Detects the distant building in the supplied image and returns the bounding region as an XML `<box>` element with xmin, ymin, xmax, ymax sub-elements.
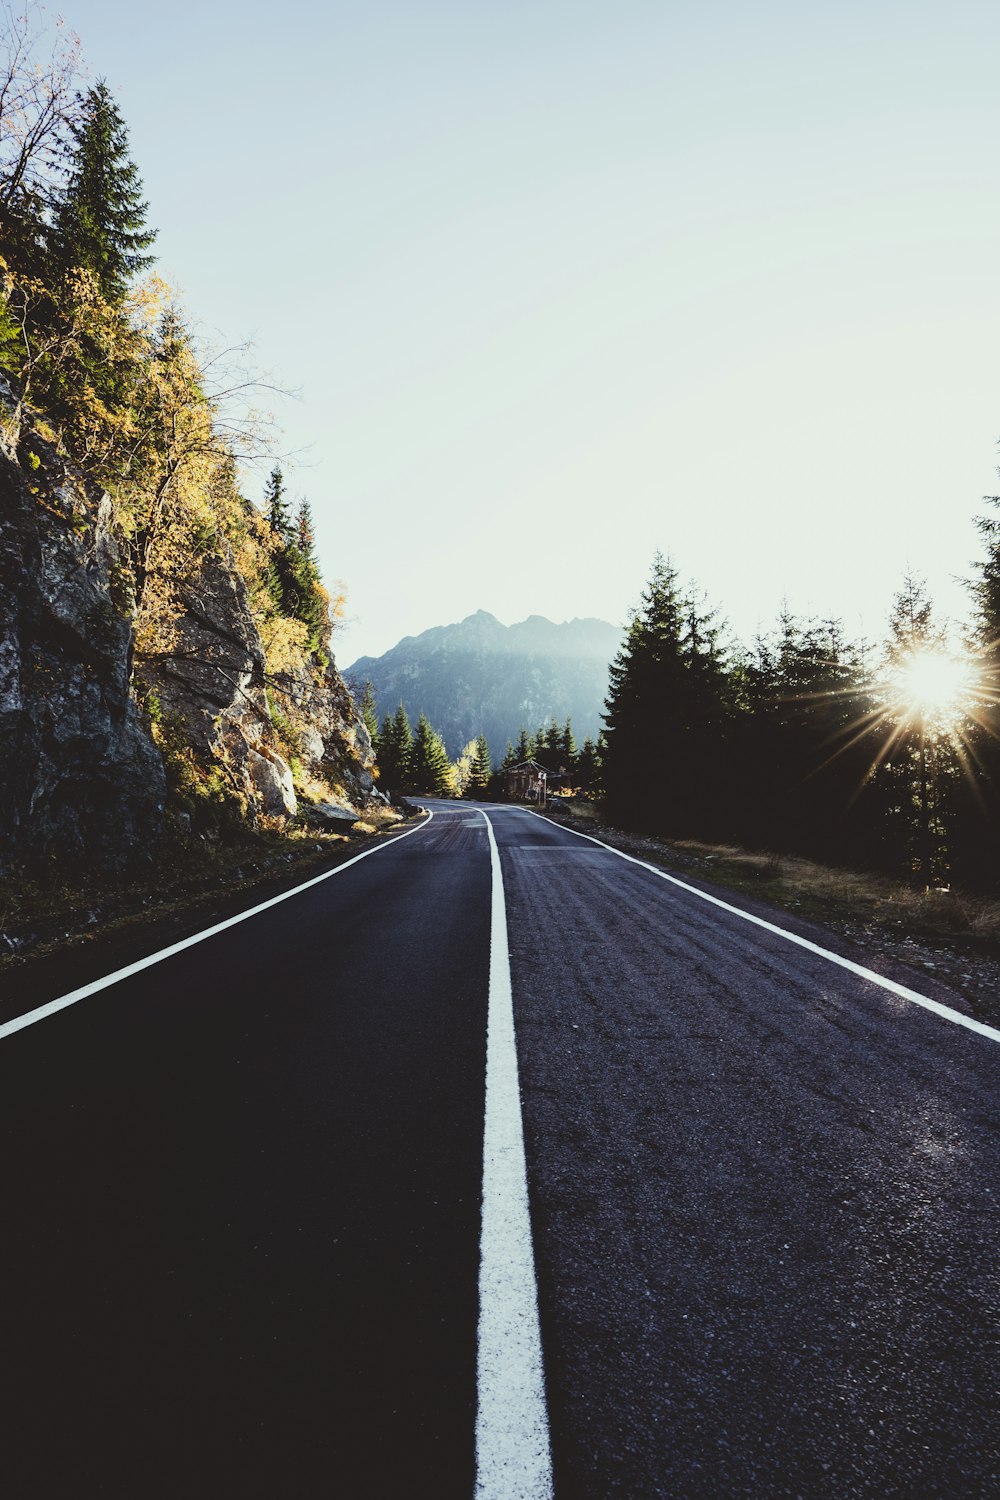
<box><xmin>503</xmin><ymin>759</ymin><xmax>552</xmax><ymax>803</ymax></box>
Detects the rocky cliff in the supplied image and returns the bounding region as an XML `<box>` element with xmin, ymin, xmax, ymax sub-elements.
<box><xmin>0</xmin><ymin>379</ymin><xmax>166</xmax><ymax>872</ymax></box>
<box><xmin>0</xmin><ymin>377</ymin><xmax>376</xmax><ymax>871</ymax></box>
<box><xmin>347</xmin><ymin>610</ymin><xmax>622</xmax><ymax>758</ymax></box>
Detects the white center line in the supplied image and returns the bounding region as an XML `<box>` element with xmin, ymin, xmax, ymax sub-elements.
<box><xmin>475</xmin><ymin>810</ymin><xmax>554</xmax><ymax>1500</ymax></box>
<box><xmin>0</xmin><ymin>809</ymin><xmax>436</xmax><ymax>1042</ymax></box>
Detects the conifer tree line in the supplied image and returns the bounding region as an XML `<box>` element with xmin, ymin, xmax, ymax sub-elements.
<box><xmin>0</xmin><ymin>14</ymin><xmax>343</xmax><ymax>806</ymax></box>
<box><xmin>356</xmin><ymin>681</ymin><xmax>604</xmax><ymax>800</ymax></box>
<box><xmin>600</xmin><ymin>548</ymin><xmax>1000</xmax><ymax>890</ymax></box>
<box><xmin>357</xmin><ymin>685</ymin><xmax>494</xmax><ymax>798</ymax></box>
<box><xmin>495</xmin><ymin>718</ymin><xmax>601</xmax><ymax>791</ymax></box>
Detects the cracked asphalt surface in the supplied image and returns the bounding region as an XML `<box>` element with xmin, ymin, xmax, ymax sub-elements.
<box><xmin>1</xmin><ymin>801</ymin><xmax>998</xmax><ymax>1497</ymax></box>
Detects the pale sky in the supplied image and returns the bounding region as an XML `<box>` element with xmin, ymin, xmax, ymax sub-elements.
<box><xmin>47</xmin><ymin>0</ymin><xmax>1000</xmax><ymax>662</ymax></box>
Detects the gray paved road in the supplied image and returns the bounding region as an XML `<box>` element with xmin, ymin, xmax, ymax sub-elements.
<box><xmin>489</xmin><ymin>802</ymin><xmax>1000</xmax><ymax>1498</ymax></box>
<box><xmin>1</xmin><ymin>799</ymin><xmax>998</xmax><ymax>1497</ymax></box>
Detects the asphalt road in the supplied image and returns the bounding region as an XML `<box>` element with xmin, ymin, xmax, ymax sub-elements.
<box><xmin>2</xmin><ymin>801</ymin><xmax>999</xmax><ymax>1498</ymax></box>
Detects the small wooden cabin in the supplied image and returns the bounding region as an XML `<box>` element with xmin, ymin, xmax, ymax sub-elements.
<box><xmin>503</xmin><ymin>758</ymin><xmax>549</xmax><ymax>803</ymax></box>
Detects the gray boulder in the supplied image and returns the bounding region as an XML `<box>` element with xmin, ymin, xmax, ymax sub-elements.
<box><xmin>248</xmin><ymin>748</ymin><xmax>297</xmax><ymax>817</ymax></box>
<box><xmin>304</xmin><ymin>801</ymin><xmax>359</xmax><ymax>827</ymax></box>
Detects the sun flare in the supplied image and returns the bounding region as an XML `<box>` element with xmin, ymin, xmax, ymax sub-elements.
<box><xmin>887</xmin><ymin>647</ymin><xmax>979</xmax><ymax>725</ymax></box>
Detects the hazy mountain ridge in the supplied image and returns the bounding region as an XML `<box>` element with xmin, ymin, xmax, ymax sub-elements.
<box><xmin>347</xmin><ymin>610</ymin><xmax>622</xmax><ymax>759</ymax></box>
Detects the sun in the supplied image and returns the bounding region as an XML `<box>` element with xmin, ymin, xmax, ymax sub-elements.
<box><xmin>888</xmin><ymin>647</ymin><xmax>979</xmax><ymax>725</ymax></box>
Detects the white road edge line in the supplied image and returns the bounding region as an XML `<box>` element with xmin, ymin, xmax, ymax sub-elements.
<box><xmin>0</xmin><ymin>809</ymin><xmax>437</xmax><ymax>1043</ymax></box>
<box><xmin>519</xmin><ymin>807</ymin><xmax>1000</xmax><ymax>1047</ymax></box>
<box><xmin>475</xmin><ymin>810</ymin><xmax>554</xmax><ymax>1500</ymax></box>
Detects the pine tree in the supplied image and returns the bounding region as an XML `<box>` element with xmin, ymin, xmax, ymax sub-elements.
<box><xmin>513</xmin><ymin>726</ymin><xmax>533</xmax><ymax>763</ymax></box>
<box><xmin>602</xmin><ymin>552</ymin><xmax>688</xmax><ymax>827</ymax></box>
<box><xmin>736</xmin><ymin>607</ymin><xmax>874</xmax><ymax>862</ymax></box>
<box><xmin>603</xmin><ymin>552</ymin><xmax>736</xmax><ymax>835</ymax></box>
<box><xmin>264</xmin><ymin>466</ymin><xmax>292</xmax><ymax>542</ymax></box>
<box><xmin>575</xmin><ymin>736</ymin><xmax>601</xmax><ymax>791</ymax></box>
<box><xmin>296</xmin><ymin>498</ymin><xmax>316</xmax><ymax>559</ymax></box>
<box><xmin>52</xmin><ymin>80</ymin><xmax>156</xmax><ymax>304</ymax></box>
<box><xmin>876</xmin><ymin>572</ymin><xmax>955</xmax><ymax>882</ymax></box>
<box><xmin>358</xmin><ymin>680</ymin><xmax>380</xmax><ymax>748</ymax></box>
<box><xmin>409</xmin><ymin>713</ymin><xmax>453</xmax><ymax>795</ymax></box>
<box><xmin>377</xmin><ymin>703</ymin><xmax>412</xmax><ymax>790</ymax></box>
<box><xmin>560</xmin><ymin>718</ymin><xmax>577</xmax><ymax>776</ymax></box>
<box><xmin>956</xmin><ymin>495</ymin><xmax>1000</xmax><ymax>884</ymax></box>
<box><xmin>262</xmin><ymin>470</ymin><xmax>329</xmax><ymax>655</ymax></box>
<box><xmin>544</xmin><ymin>720</ymin><xmax>562</xmax><ymax>771</ymax></box>
<box><xmin>465</xmin><ymin>733</ymin><xmax>492</xmax><ymax>797</ymax></box>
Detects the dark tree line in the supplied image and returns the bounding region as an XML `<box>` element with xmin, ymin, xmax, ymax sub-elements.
<box><xmin>601</xmin><ymin>542</ymin><xmax>1000</xmax><ymax>890</ymax></box>
<box><xmin>497</xmin><ymin>719</ymin><xmax>602</xmax><ymax>791</ymax></box>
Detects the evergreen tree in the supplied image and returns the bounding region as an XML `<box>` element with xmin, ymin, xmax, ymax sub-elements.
<box><xmin>513</xmin><ymin>726</ymin><xmax>533</xmax><ymax>763</ymax></box>
<box><xmin>575</xmin><ymin>736</ymin><xmax>601</xmax><ymax>791</ymax></box>
<box><xmin>296</xmin><ymin>498</ymin><xmax>316</xmax><ymax>559</ymax></box>
<box><xmin>377</xmin><ymin>703</ymin><xmax>412</xmax><ymax>790</ymax></box>
<box><xmin>955</xmin><ymin>494</ymin><xmax>1000</xmax><ymax>883</ymax></box>
<box><xmin>875</xmin><ymin>573</ymin><xmax>955</xmax><ymax>881</ymax></box>
<box><xmin>264</xmin><ymin>466</ymin><xmax>292</xmax><ymax>542</ymax></box>
<box><xmin>465</xmin><ymin>733</ymin><xmax>492</xmax><ymax>797</ymax></box>
<box><xmin>736</xmin><ymin>607</ymin><xmax>875</xmax><ymax>862</ymax></box>
<box><xmin>409</xmin><ymin>713</ymin><xmax>453</xmax><ymax>795</ymax></box>
<box><xmin>263</xmin><ymin>470</ymin><xmax>328</xmax><ymax>655</ymax></box>
<box><xmin>560</xmin><ymin>717</ymin><xmax>577</xmax><ymax>777</ymax></box>
<box><xmin>358</xmin><ymin>680</ymin><xmax>380</xmax><ymax>748</ymax></box>
<box><xmin>52</xmin><ymin>80</ymin><xmax>156</xmax><ymax>304</ymax></box>
<box><xmin>602</xmin><ymin>552</ymin><xmax>736</xmax><ymax>835</ymax></box>
<box><xmin>544</xmin><ymin>719</ymin><xmax>562</xmax><ymax>770</ymax></box>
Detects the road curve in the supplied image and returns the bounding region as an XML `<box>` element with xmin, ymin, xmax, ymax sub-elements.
<box><xmin>0</xmin><ymin>799</ymin><xmax>998</xmax><ymax>1498</ymax></box>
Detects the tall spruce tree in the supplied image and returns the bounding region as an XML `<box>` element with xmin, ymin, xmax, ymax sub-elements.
<box><xmin>263</xmin><ymin>470</ymin><xmax>327</xmax><ymax>655</ymax></box>
<box><xmin>264</xmin><ymin>466</ymin><xmax>292</xmax><ymax>541</ymax></box>
<box><xmin>466</xmin><ymin>733</ymin><xmax>492</xmax><ymax>797</ymax></box>
<box><xmin>409</xmin><ymin>713</ymin><xmax>453</xmax><ymax>795</ymax></box>
<box><xmin>876</xmin><ymin>573</ymin><xmax>955</xmax><ymax>881</ymax></box>
<box><xmin>52</xmin><ymin>80</ymin><xmax>156</xmax><ymax>303</ymax></box>
<box><xmin>575</xmin><ymin>736</ymin><xmax>601</xmax><ymax>791</ymax></box>
<box><xmin>377</xmin><ymin>703</ymin><xmax>412</xmax><ymax>790</ymax></box>
<box><xmin>603</xmin><ymin>552</ymin><xmax>735</xmax><ymax>834</ymax></box>
<box><xmin>954</xmin><ymin>494</ymin><xmax>1000</xmax><ymax>883</ymax></box>
<box><xmin>358</xmin><ymin>681</ymin><xmax>380</xmax><ymax>748</ymax></box>
<box><xmin>736</xmin><ymin>608</ymin><xmax>875</xmax><ymax>862</ymax></box>
<box><xmin>296</xmin><ymin>498</ymin><xmax>316</xmax><ymax>559</ymax></box>
<box><xmin>560</xmin><ymin>718</ymin><xmax>577</xmax><ymax>776</ymax></box>
<box><xmin>513</xmin><ymin>727</ymin><xmax>533</xmax><ymax>763</ymax></box>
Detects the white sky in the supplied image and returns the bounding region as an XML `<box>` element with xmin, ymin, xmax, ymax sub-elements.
<box><xmin>50</xmin><ymin>0</ymin><xmax>1000</xmax><ymax>662</ymax></box>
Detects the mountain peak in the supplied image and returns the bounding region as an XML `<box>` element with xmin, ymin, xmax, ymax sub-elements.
<box><xmin>346</xmin><ymin>611</ymin><xmax>622</xmax><ymax>757</ymax></box>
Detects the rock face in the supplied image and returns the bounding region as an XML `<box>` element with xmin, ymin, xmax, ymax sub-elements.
<box><xmin>347</xmin><ymin>609</ymin><xmax>623</xmax><ymax>758</ymax></box>
<box><xmin>0</xmin><ymin>382</ymin><xmax>166</xmax><ymax>872</ymax></box>
<box><xmin>272</xmin><ymin>652</ymin><xmax>376</xmax><ymax>807</ymax></box>
<box><xmin>138</xmin><ymin>543</ymin><xmax>376</xmax><ymax>825</ymax></box>
<box><xmin>0</xmin><ymin>376</ymin><xmax>377</xmax><ymax>871</ymax></box>
<box><xmin>136</xmin><ymin>540</ymin><xmax>287</xmax><ymax>818</ymax></box>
